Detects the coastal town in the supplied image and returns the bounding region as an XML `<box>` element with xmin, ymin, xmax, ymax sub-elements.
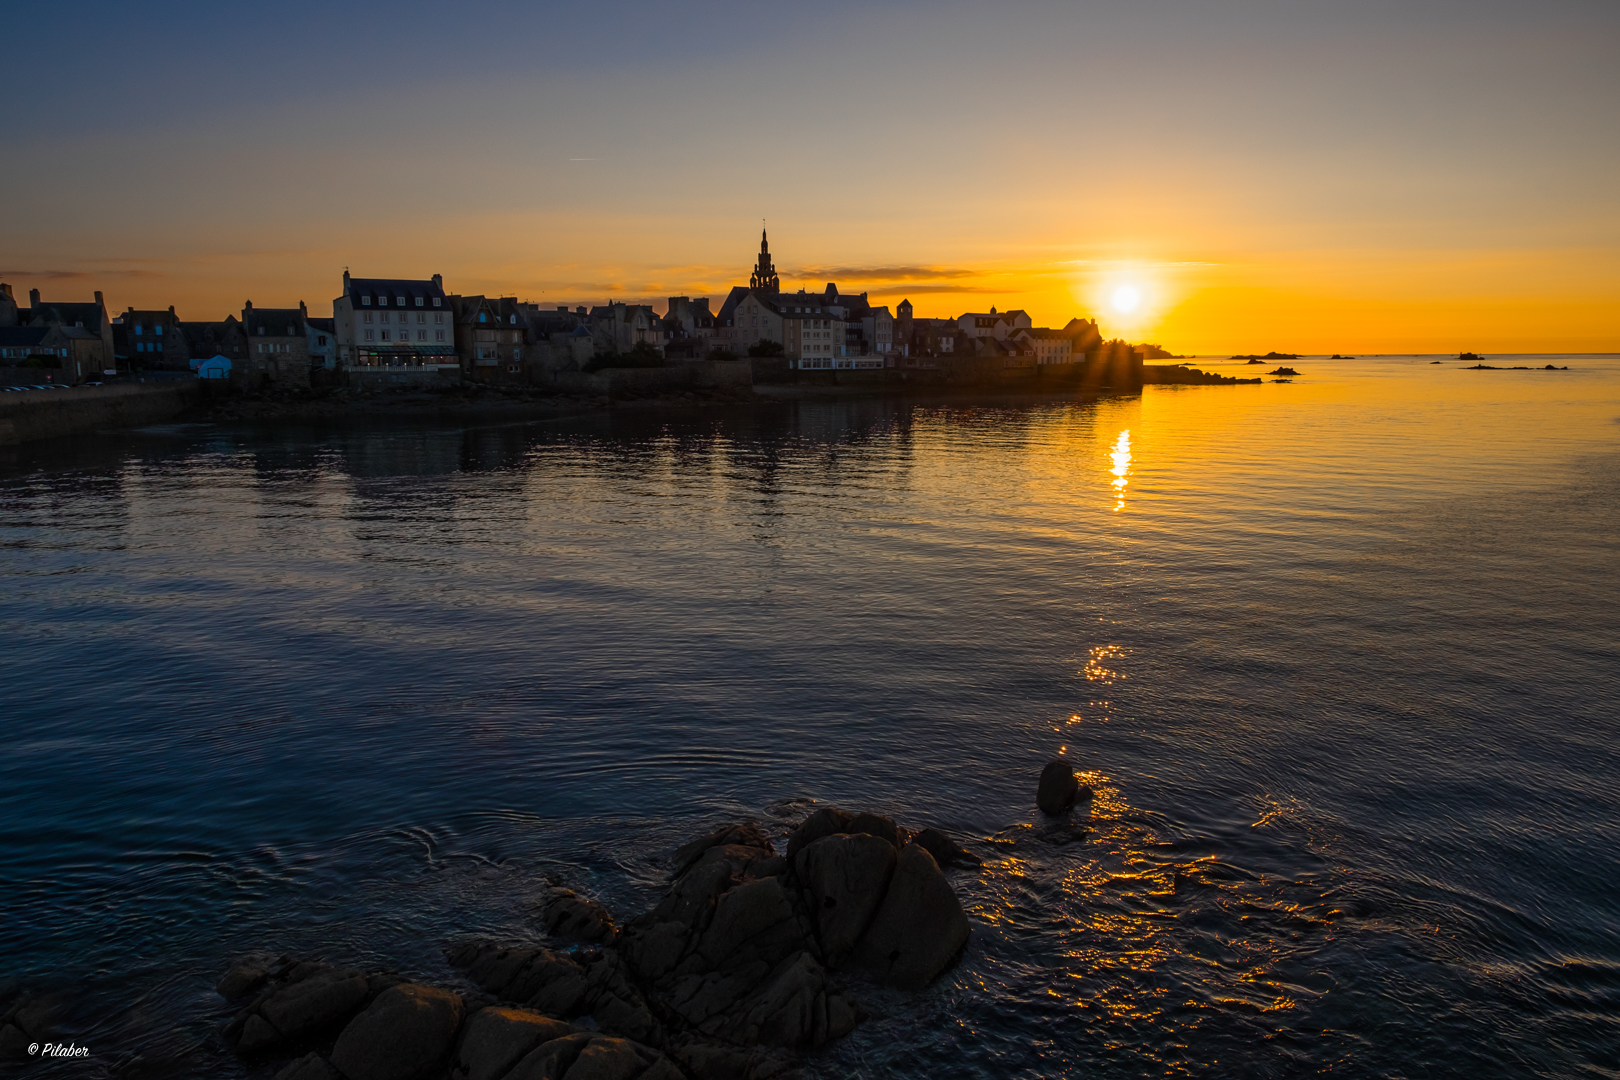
<box><xmin>0</xmin><ymin>232</ymin><xmax>1162</xmax><ymax>396</ymax></box>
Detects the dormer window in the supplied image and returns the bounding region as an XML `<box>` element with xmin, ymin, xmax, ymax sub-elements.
<box><xmin>362</xmin><ymin>296</ymin><xmax>371</xmax><ymax>306</ymax></box>
<box><xmin>134</xmin><ymin>325</ymin><xmax>143</xmax><ymax>335</ymax></box>
<box><xmin>155</xmin><ymin>325</ymin><xmax>163</xmax><ymax>335</ymax></box>
<box><xmin>432</xmin><ymin>297</ymin><xmax>441</xmax><ymax>307</ymax></box>
<box><xmin>396</xmin><ymin>296</ymin><xmax>405</xmax><ymax>306</ymax></box>
<box><xmin>416</xmin><ymin>297</ymin><xmax>424</xmax><ymax>307</ymax></box>
<box><xmin>509</xmin><ymin>315</ymin><xmax>516</xmax><ymax>325</ymax></box>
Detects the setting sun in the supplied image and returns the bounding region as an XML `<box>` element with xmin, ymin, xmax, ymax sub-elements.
<box><xmin>1110</xmin><ymin>286</ymin><xmax>1142</xmax><ymax>315</ymax></box>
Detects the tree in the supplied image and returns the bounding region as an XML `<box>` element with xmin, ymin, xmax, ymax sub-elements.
<box><xmin>746</xmin><ymin>340</ymin><xmax>784</xmax><ymax>358</ymax></box>
<box><xmin>584</xmin><ymin>340</ymin><xmax>665</xmax><ymax>372</ymax></box>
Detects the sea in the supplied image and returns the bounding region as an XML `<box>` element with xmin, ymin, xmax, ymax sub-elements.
<box><xmin>2</xmin><ymin>355</ymin><xmax>1616</xmax><ymax>1079</ymax></box>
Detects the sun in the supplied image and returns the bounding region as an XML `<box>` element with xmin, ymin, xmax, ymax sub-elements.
<box><xmin>1111</xmin><ymin>285</ymin><xmax>1141</xmax><ymax>314</ymax></box>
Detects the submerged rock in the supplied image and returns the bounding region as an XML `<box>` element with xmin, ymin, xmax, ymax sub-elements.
<box><xmin>911</xmin><ymin>828</ymin><xmax>980</xmax><ymax>869</ymax></box>
<box><xmin>275</xmin><ymin>1052</ymin><xmax>341</xmax><ymax>1080</ymax></box>
<box><xmin>543</xmin><ymin>890</ymin><xmax>618</xmax><ymax>944</ymax></box>
<box><xmin>1037</xmin><ymin>759</ymin><xmax>1082</xmax><ymax>815</ymax></box>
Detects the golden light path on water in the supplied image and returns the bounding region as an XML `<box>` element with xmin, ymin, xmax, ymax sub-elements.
<box><xmin>1110</xmin><ymin>429</ymin><xmax>1132</xmax><ymax>511</ymax></box>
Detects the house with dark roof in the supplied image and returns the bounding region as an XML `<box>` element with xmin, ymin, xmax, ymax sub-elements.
<box><xmin>240</xmin><ymin>301</ymin><xmax>311</xmax><ymax>390</ymax></box>
<box><xmin>306</xmin><ymin>318</ymin><xmax>336</xmax><ymax>370</ymax></box>
<box><xmin>179</xmin><ymin>317</ymin><xmax>248</xmax><ymax>364</ymax></box>
<box><xmin>0</xmin><ymin>283</ymin><xmax>20</xmax><ymax>327</ymax></box>
<box><xmin>118</xmin><ymin>305</ymin><xmax>187</xmax><ymax>370</ymax></box>
<box><xmin>0</xmin><ymin>325</ymin><xmax>75</xmax><ymax>370</ymax></box>
<box><xmin>333</xmin><ymin>271</ymin><xmax>459</xmax><ymax>385</ymax></box>
<box><xmin>25</xmin><ymin>288</ymin><xmax>114</xmax><ymax>382</ymax></box>
<box><xmin>450</xmin><ymin>294</ymin><xmax>529</xmax><ymax>383</ymax></box>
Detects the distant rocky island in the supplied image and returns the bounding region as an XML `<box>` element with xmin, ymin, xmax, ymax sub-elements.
<box><xmin>1232</xmin><ymin>352</ymin><xmax>1299</xmax><ymax>361</ymax></box>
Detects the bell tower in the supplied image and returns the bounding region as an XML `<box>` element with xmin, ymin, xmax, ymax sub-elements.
<box><xmin>749</xmin><ymin>227</ymin><xmax>780</xmax><ymax>294</ymax></box>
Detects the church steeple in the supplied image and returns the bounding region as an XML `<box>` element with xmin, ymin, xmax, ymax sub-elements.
<box><xmin>750</xmin><ymin>226</ymin><xmax>780</xmax><ymax>294</ymax></box>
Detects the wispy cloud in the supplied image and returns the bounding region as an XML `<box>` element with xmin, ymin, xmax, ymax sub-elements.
<box><xmin>793</xmin><ymin>266</ymin><xmax>978</xmax><ymax>282</ymax></box>
<box><xmin>864</xmin><ymin>283</ymin><xmax>1002</xmax><ymax>295</ymax></box>
<box><xmin>0</xmin><ymin>268</ymin><xmax>160</xmax><ymax>280</ymax></box>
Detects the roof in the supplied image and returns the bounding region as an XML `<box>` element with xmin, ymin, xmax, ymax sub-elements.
<box><xmin>0</xmin><ymin>326</ymin><xmax>49</xmax><ymax>347</ymax></box>
<box><xmin>307</xmin><ymin>317</ymin><xmax>335</xmax><ymax>332</ymax></box>
<box><xmin>345</xmin><ymin>276</ymin><xmax>448</xmax><ymax>308</ymax></box>
<box><xmin>32</xmin><ymin>302</ymin><xmax>106</xmax><ymax>331</ymax></box>
<box><xmin>715</xmin><ymin>286</ymin><xmax>751</xmax><ymax>325</ymax></box>
<box><xmin>243</xmin><ymin>308</ymin><xmax>306</xmax><ymax>337</ymax></box>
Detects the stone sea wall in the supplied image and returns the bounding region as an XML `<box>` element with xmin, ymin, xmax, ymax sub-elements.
<box><xmin>0</xmin><ymin>379</ymin><xmax>202</xmax><ymax>447</ymax></box>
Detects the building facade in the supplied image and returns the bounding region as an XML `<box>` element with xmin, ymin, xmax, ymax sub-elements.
<box><xmin>333</xmin><ymin>272</ymin><xmax>458</xmax><ymax>379</ymax></box>
<box><xmin>240</xmin><ymin>301</ymin><xmax>312</xmax><ymax>390</ymax></box>
<box><xmin>120</xmin><ymin>306</ymin><xmax>188</xmax><ymax>370</ymax></box>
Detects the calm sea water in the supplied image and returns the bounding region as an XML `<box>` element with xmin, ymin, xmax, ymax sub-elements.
<box><xmin>3</xmin><ymin>356</ymin><xmax>1617</xmax><ymax>1078</ymax></box>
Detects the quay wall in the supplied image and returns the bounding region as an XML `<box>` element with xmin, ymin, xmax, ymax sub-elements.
<box><xmin>0</xmin><ymin>380</ymin><xmax>202</xmax><ymax>446</ymax></box>
<box><xmin>551</xmin><ymin>359</ymin><xmax>752</xmax><ymax>398</ymax></box>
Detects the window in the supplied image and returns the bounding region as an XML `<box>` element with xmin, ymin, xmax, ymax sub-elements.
<box><xmin>509</xmin><ymin>314</ymin><xmax>516</xmax><ymax>325</ymax></box>
<box><xmin>479</xmin><ymin>313</ymin><xmax>487</xmax><ymax>323</ymax></box>
<box><xmin>155</xmin><ymin>325</ymin><xmax>163</xmax><ymax>335</ymax></box>
<box><xmin>380</xmin><ymin>330</ymin><xmax>390</xmax><ymax>341</ymax></box>
<box><xmin>317</xmin><ymin>336</ymin><xmax>327</xmax><ymax>345</ymax></box>
<box><xmin>364</xmin><ymin>329</ymin><xmax>374</xmax><ymax>341</ymax></box>
<box><xmin>362</xmin><ymin>295</ymin><xmax>371</xmax><ymax>305</ymax></box>
<box><xmin>417</xmin><ymin>313</ymin><xmax>425</xmax><ymax>324</ymax></box>
<box><xmin>364</xmin><ymin>312</ymin><xmax>373</xmax><ymax>324</ymax></box>
<box><xmin>396</xmin><ymin>296</ymin><xmax>404</xmax><ymax>306</ymax></box>
<box><xmin>381</xmin><ymin>313</ymin><xmax>390</xmax><ymax>324</ymax></box>
<box><xmin>134</xmin><ymin>325</ymin><xmax>143</xmax><ymax>335</ymax></box>
<box><xmin>433</xmin><ymin>314</ymin><xmax>443</xmax><ymax>324</ymax></box>
<box><xmin>435</xmin><ymin>330</ymin><xmax>444</xmax><ymax>342</ymax></box>
<box><xmin>433</xmin><ymin>297</ymin><xmax>441</xmax><ymax>307</ymax></box>
<box><xmin>257</xmin><ymin>327</ymin><xmax>266</xmax><ymax>335</ymax></box>
<box><xmin>417</xmin><ymin>330</ymin><xmax>426</xmax><ymax>341</ymax></box>
<box><xmin>287</xmin><ymin>325</ymin><xmax>295</xmax><ymax>335</ymax></box>
<box><xmin>416</xmin><ymin>297</ymin><xmax>424</xmax><ymax>307</ymax></box>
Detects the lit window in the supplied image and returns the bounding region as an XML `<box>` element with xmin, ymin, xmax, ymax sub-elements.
<box><xmin>479</xmin><ymin>313</ymin><xmax>486</xmax><ymax>323</ymax></box>
<box><xmin>135</xmin><ymin>325</ymin><xmax>143</xmax><ymax>334</ymax></box>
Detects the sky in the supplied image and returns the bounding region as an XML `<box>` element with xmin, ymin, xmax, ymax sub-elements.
<box><xmin>2</xmin><ymin>0</ymin><xmax>1617</xmax><ymax>353</ymax></box>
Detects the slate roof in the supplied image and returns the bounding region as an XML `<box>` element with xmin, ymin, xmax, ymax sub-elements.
<box><xmin>346</xmin><ymin>277</ymin><xmax>447</xmax><ymax>308</ymax></box>
<box><xmin>0</xmin><ymin>326</ymin><xmax>50</xmax><ymax>348</ymax></box>
<box><xmin>32</xmin><ymin>302</ymin><xmax>106</xmax><ymax>331</ymax></box>
<box><xmin>244</xmin><ymin>308</ymin><xmax>306</xmax><ymax>337</ymax></box>
<box><xmin>307</xmin><ymin>317</ymin><xmax>335</xmax><ymax>333</ymax></box>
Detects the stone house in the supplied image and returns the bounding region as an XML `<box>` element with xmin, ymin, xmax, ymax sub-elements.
<box><xmin>0</xmin><ymin>324</ymin><xmax>75</xmax><ymax>369</ymax></box>
<box><xmin>119</xmin><ymin>306</ymin><xmax>187</xmax><ymax>370</ymax></box>
<box><xmin>240</xmin><ymin>301</ymin><xmax>311</xmax><ymax>390</ymax></box>
<box><xmin>180</xmin><ymin>317</ymin><xmax>248</xmax><ymax>365</ymax></box>
<box><xmin>306</xmin><ymin>318</ymin><xmax>337</xmax><ymax>369</ymax></box>
<box><xmin>588</xmin><ymin>302</ymin><xmax>666</xmax><ymax>356</ymax></box>
<box><xmin>661</xmin><ymin>296</ymin><xmax>716</xmax><ymax>359</ymax></box>
<box><xmin>957</xmin><ymin>307</ymin><xmax>1033</xmax><ymax>341</ymax></box>
<box><xmin>1010</xmin><ymin>327</ymin><xmax>1074</xmax><ymax>366</ymax></box>
<box><xmin>518</xmin><ymin>306</ymin><xmax>595</xmax><ymax>373</ymax></box>
<box><xmin>450</xmin><ymin>294</ymin><xmax>529</xmax><ymax>383</ymax></box>
<box><xmin>25</xmin><ymin>288</ymin><xmax>115</xmax><ymax>382</ymax></box>
<box><xmin>0</xmin><ymin>283</ymin><xmax>19</xmax><ymax>326</ymax></box>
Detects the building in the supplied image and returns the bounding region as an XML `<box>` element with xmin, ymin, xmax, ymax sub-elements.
<box><xmin>588</xmin><ymin>302</ymin><xmax>666</xmax><ymax>356</ymax></box>
<box><xmin>957</xmin><ymin>307</ymin><xmax>1033</xmax><ymax>341</ymax></box>
<box><xmin>1011</xmin><ymin>327</ymin><xmax>1074</xmax><ymax>365</ymax></box>
<box><xmin>332</xmin><ymin>271</ymin><xmax>459</xmax><ymax>382</ymax></box>
<box><xmin>25</xmin><ymin>288</ymin><xmax>115</xmax><ymax>382</ymax></box>
<box><xmin>451</xmin><ymin>294</ymin><xmax>529</xmax><ymax>382</ymax></box>
<box><xmin>306</xmin><ymin>317</ymin><xmax>336</xmax><ymax>369</ymax></box>
<box><xmin>0</xmin><ymin>283</ymin><xmax>19</xmax><ymax>327</ymax></box>
<box><xmin>661</xmin><ymin>296</ymin><xmax>717</xmax><ymax>359</ymax></box>
<box><xmin>179</xmin><ymin>317</ymin><xmax>248</xmax><ymax>365</ymax></box>
<box><xmin>0</xmin><ymin>325</ymin><xmax>75</xmax><ymax>367</ymax></box>
<box><xmin>240</xmin><ymin>301</ymin><xmax>312</xmax><ymax>390</ymax></box>
<box><xmin>119</xmin><ymin>306</ymin><xmax>187</xmax><ymax>370</ymax></box>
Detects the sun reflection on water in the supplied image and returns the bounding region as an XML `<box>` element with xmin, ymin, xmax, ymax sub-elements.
<box><xmin>1110</xmin><ymin>430</ymin><xmax>1132</xmax><ymax>511</ymax></box>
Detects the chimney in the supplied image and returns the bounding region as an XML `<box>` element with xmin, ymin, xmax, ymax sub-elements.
<box><xmin>432</xmin><ymin>274</ymin><xmax>443</xmax><ymax>290</ymax></box>
<box><xmin>30</xmin><ymin>288</ymin><xmax>42</xmax><ymax>309</ymax></box>
<box><xmin>577</xmin><ymin>306</ymin><xmax>586</xmax><ymax>316</ymax></box>
<box><xmin>95</xmin><ymin>290</ymin><xmax>104</xmax><ymax>308</ymax></box>
<box><xmin>343</xmin><ymin>269</ymin><xmax>351</xmax><ymax>293</ymax></box>
<box><xmin>0</xmin><ymin>283</ymin><xmax>12</xmax><ymax>300</ymax></box>
<box><xmin>169</xmin><ymin>305</ymin><xmax>175</xmax><ymax>316</ymax></box>
<box><xmin>299</xmin><ymin>300</ymin><xmax>307</xmax><ymax>317</ymax></box>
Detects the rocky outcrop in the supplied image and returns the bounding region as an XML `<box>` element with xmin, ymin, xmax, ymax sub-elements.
<box><xmin>223</xmin><ymin>807</ymin><xmax>980</xmax><ymax>1080</ymax></box>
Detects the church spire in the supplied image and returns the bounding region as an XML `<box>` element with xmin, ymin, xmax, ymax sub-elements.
<box><xmin>750</xmin><ymin>224</ymin><xmax>780</xmax><ymax>294</ymax></box>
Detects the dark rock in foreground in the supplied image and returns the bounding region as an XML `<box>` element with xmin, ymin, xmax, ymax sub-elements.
<box><xmin>220</xmin><ymin>807</ymin><xmax>981</xmax><ymax>1080</ymax></box>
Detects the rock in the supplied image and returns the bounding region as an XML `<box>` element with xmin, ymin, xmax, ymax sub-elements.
<box><xmin>561</xmin><ymin>1036</ymin><xmax>666</xmax><ymax>1080</ymax></box>
<box><xmin>845</xmin><ymin>813</ymin><xmax>902</xmax><ymax>849</ymax></box>
<box><xmin>250</xmin><ymin>968</ymin><xmax>370</xmax><ymax>1048</ymax></box>
<box><xmin>784</xmin><ymin>808</ymin><xmax>852</xmax><ymax>859</ymax></box>
<box><xmin>505</xmin><ymin>1032</ymin><xmax>593</xmax><ymax>1080</ymax></box>
<box><xmin>218</xmin><ymin>952</ymin><xmax>282</xmax><ymax>1000</ymax></box>
<box><xmin>667</xmin><ymin>1037</ymin><xmax>801</xmax><ymax>1080</ymax></box>
<box><xmin>854</xmin><ymin>844</ymin><xmax>969</xmax><ymax>990</ymax></box>
<box><xmin>911</xmin><ymin>828</ymin><xmax>980</xmax><ymax>869</ymax></box>
<box><xmin>238</xmin><ymin>1014</ymin><xmax>284</xmax><ymax>1053</ymax></box>
<box><xmin>793</xmin><ymin>833</ymin><xmax>897</xmax><ymax>957</ymax></box>
<box><xmin>543</xmin><ymin>890</ymin><xmax>618</xmax><ymax>944</ymax></box>
<box><xmin>329</xmin><ymin>983</ymin><xmax>464</xmax><ymax>1080</ymax></box>
<box><xmin>1036</xmin><ymin>759</ymin><xmax>1082</xmax><ymax>815</ymax></box>
<box><xmin>0</xmin><ymin>1025</ymin><xmax>31</xmax><ymax>1061</ymax></box>
<box><xmin>694</xmin><ymin>877</ymin><xmax>809</xmax><ymax>971</ymax></box>
<box><xmin>456</xmin><ymin>1007</ymin><xmax>573</xmax><ymax>1080</ymax></box>
<box><xmin>276</xmin><ymin>1052</ymin><xmax>341</xmax><ymax>1080</ymax></box>
<box><xmin>672</xmin><ymin>823</ymin><xmax>775</xmax><ymax>875</ymax></box>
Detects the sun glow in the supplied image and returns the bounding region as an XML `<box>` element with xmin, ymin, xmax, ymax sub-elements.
<box><xmin>1110</xmin><ymin>430</ymin><xmax>1132</xmax><ymax>511</ymax></box>
<box><xmin>1111</xmin><ymin>285</ymin><xmax>1141</xmax><ymax>314</ymax></box>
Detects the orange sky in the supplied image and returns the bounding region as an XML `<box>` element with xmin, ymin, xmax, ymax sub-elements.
<box><xmin>4</xmin><ymin>1</ymin><xmax>1616</xmax><ymax>354</ymax></box>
